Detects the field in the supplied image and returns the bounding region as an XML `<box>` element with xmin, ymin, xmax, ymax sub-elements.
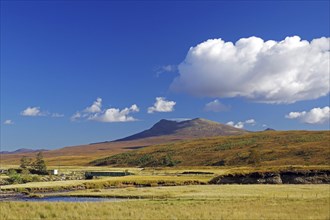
<box><xmin>1</xmin><ymin>185</ymin><xmax>329</xmax><ymax>220</ymax></box>
<box><xmin>1</xmin><ymin>130</ymin><xmax>329</xmax><ymax>219</ymax></box>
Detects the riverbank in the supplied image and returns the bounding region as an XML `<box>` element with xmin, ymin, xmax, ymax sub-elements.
<box><xmin>1</xmin><ymin>185</ymin><xmax>329</xmax><ymax>220</ymax></box>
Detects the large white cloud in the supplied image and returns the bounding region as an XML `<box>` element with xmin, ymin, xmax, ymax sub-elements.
<box><xmin>148</xmin><ymin>97</ymin><xmax>176</xmax><ymax>113</ymax></box>
<box><xmin>21</xmin><ymin>107</ymin><xmax>44</xmax><ymax>116</ymax></box>
<box><xmin>285</xmin><ymin>106</ymin><xmax>329</xmax><ymax>124</ymax></box>
<box><xmin>171</xmin><ymin>36</ymin><xmax>330</xmax><ymax>104</ymax></box>
<box><xmin>204</xmin><ymin>99</ymin><xmax>230</xmax><ymax>112</ymax></box>
<box><xmin>71</xmin><ymin>98</ymin><xmax>139</xmax><ymax>122</ymax></box>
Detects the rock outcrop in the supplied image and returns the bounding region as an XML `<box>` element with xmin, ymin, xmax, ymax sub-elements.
<box><xmin>210</xmin><ymin>170</ymin><xmax>330</xmax><ymax>184</ymax></box>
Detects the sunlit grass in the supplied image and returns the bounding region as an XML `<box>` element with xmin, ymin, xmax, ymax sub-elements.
<box><xmin>1</xmin><ymin>185</ymin><xmax>329</xmax><ymax>220</ymax></box>
<box><xmin>1</xmin><ymin>175</ymin><xmax>211</xmax><ymax>192</ymax></box>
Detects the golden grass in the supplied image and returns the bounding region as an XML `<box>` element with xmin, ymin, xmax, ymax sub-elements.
<box><xmin>93</xmin><ymin>130</ymin><xmax>330</xmax><ymax>167</ymax></box>
<box><xmin>61</xmin><ymin>184</ymin><xmax>330</xmax><ymax>199</ymax></box>
<box><xmin>2</xmin><ymin>130</ymin><xmax>329</xmax><ymax>167</ymax></box>
<box><xmin>1</xmin><ymin>185</ymin><xmax>329</xmax><ymax>220</ymax></box>
<box><xmin>0</xmin><ymin>175</ymin><xmax>211</xmax><ymax>192</ymax></box>
<box><xmin>0</xmin><ymin>136</ymin><xmax>184</xmax><ymax>166</ymax></box>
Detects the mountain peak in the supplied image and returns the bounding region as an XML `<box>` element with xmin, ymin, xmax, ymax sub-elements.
<box><xmin>115</xmin><ymin>118</ymin><xmax>248</xmax><ymax>141</ymax></box>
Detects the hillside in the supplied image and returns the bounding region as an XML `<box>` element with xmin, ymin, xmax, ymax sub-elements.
<box><xmin>0</xmin><ymin>148</ymin><xmax>48</xmax><ymax>154</ymax></box>
<box><xmin>90</xmin><ymin>130</ymin><xmax>330</xmax><ymax>167</ymax></box>
<box><xmin>0</xmin><ymin>118</ymin><xmax>246</xmax><ymax>166</ymax></box>
<box><xmin>115</xmin><ymin>118</ymin><xmax>247</xmax><ymax>141</ymax></box>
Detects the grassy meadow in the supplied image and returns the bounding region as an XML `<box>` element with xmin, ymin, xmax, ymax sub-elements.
<box><xmin>1</xmin><ymin>185</ymin><xmax>329</xmax><ymax>220</ymax></box>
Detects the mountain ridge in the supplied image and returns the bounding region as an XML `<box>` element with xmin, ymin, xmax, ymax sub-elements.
<box><xmin>0</xmin><ymin>148</ymin><xmax>48</xmax><ymax>155</ymax></box>
<box><xmin>0</xmin><ymin>118</ymin><xmax>248</xmax><ymax>166</ymax></box>
<box><xmin>115</xmin><ymin>118</ymin><xmax>247</xmax><ymax>141</ymax></box>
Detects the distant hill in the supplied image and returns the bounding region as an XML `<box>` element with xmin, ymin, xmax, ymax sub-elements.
<box><xmin>115</xmin><ymin>118</ymin><xmax>247</xmax><ymax>141</ymax></box>
<box><xmin>90</xmin><ymin>130</ymin><xmax>330</xmax><ymax>167</ymax></box>
<box><xmin>0</xmin><ymin>118</ymin><xmax>248</xmax><ymax>166</ymax></box>
<box><xmin>0</xmin><ymin>148</ymin><xmax>48</xmax><ymax>155</ymax></box>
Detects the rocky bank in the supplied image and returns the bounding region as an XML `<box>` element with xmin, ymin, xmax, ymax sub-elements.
<box><xmin>210</xmin><ymin>170</ymin><xmax>330</xmax><ymax>184</ymax></box>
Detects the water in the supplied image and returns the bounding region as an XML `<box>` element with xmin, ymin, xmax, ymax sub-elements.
<box><xmin>16</xmin><ymin>196</ymin><xmax>124</xmax><ymax>202</ymax></box>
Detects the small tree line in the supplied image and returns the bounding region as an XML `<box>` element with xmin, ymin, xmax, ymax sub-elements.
<box><xmin>6</xmin><ymin>152</ymin><xmax>48</xmax><ymax>184</ymax></box>
<box><xmin>20</xmin><ymin>151</ymin><xmax>47</xmax><ymax>174</ymax></box>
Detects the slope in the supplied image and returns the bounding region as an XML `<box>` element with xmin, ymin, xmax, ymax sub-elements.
<box><xmin>90</xmin><ymin>130</ymin><xmax>330</xmax><ymax>167</ymax></box>
<box><xmin>0</xmin><ymin>118</ymin><xmax>246</xmax><ymax>166</ymax></box>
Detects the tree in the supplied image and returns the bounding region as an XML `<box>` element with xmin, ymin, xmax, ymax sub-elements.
<box><xmin>32</xmin><ymin>152</ymin><xmax>47</xmax><ymax>174</ymax></box>
<box><xmin>20</xmin><ymin>156</ymin><xmax>32</xmax><ymax>169</ymax></box>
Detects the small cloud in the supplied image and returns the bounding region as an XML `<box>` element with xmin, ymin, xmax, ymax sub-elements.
<box><xmin>155</xmin><ymin>65</ymin><xmax>177</xmax><ymax>76</ymax></box>
<box><xmin>3</xmin><ymin>119</ymin><xmax>14</xmax><ymax>125</ymax></box>
<box><xmin>21</xmin><ymin>107</ymin><xmax>44</xmax><ymax>116</ymax></box>
<box><xmin>21</xmin><ymin>106</ymin><xmax>63</xmax><ymax>118</ymax></box>
<box><xmin>262</xmin><ymin>124</ymin><xmax>267</xmax><ymax>128</ymax></box>
<box><xmin>204</xmin><ymin>99</ymin><xmax>230</xmax><ymax>112</ymax></box>
<box><xmin>226</xmin><ymin>121</ymin><xmax>235</xmax><ymax>126</ymax></box>
<box><xmin>245</xmin><ymin>119</ymin><xmax>256</xmax><ymax>125</ymax></box>
<box><xmin>51</xmin><ymin>113</ymin><xmax>64</xmax><ymax>118</ymax></box>
<box><xmin>285</xmin><ymin>106</ymin><xmax>329</xmax><ymax>124</ymax></box>
<box><xmin>91</xmin><ymin>104</ymin><xmax>139</xmax><ymax>122</ymax></box>
<box><xmin>235</xmin><ymin>122</ymin><xmax>244</xmax><ymax>129</ymax></box>
<box><xmin>227</xmin><ymin>118</ymin><xmax>256</xmax><ymax>129</ymax></box>
<box><xmin>148</xmin><ymin>97</ymin><xmax>176</xmax><ymax>114</ymax></box>
<box><xmin>71</xmin><ymin>112</ymin><xmax>82</xmax><ymax>121</ymax></box>
<box><xmin>85</xmin><ymin>97</ymin><xmax>102</xmax><ymax>113</ymax></box>
<box><xmin>167</xmin><ymin>118</ymin><xmax>191</xmax><ymax>122</ymax></box>
<box><xmin>71</xmin><ymin>98</ymin><xmax>139</xmax><ymax>122</ymax></box>
<box><xmin>226</xmin><ymin>121</ymin><xmax>244</xmax><ymax>129</ymax></box>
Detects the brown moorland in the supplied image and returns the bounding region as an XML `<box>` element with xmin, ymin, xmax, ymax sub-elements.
<box><xmin>91</xmin><ymin>130</ymin><xmax>330</xmax><ymax>167</ymax></box>
<box><xmin>0</xmin><ymin>118</ymin><xmax>247</xmax><ymax>166</ymax></box>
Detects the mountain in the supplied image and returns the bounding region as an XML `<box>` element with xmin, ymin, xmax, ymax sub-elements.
<box><xmin>0</xmin><ymin>118</ymin><xmax>247</xmax><ymax>166</ymax></box>
<box><xmin>0</xmin><ymin>148</ymin><xmax>48</xmax><ymax>154</ymax></box>
<box><xmin>115</xmin><ymin>118</ymin><xmax>247</xmax><ymax>141</ymax></box>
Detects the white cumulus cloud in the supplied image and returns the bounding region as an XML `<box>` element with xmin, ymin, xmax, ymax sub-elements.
<box><xmin>21</xmin><ymin>107</ymin><xmax>44</xmax><ymax>116</ymax></box>
<box><xmin>227</xmin><ymin>121</ymin><xmax>244</xmax><ymax>129</ymax></box>
<box><xmin>204</xmin><ymin>99</ymin><xmax>230</xmax><ymax>112</ymax></box>
<box><xmin>148</xmin><ymin>97</ymin><xmax>176</xmax><ymax>113</ymax></box>
<box><xmin>226</xmin><ymin>119</ymin><xmax>256</xmax><ymax>129</ymax></box>
<box><xmin>3</xmin><ymin>119</ymin><xmax>14</xmax><ymax>125</ymax></box>
<box><xmin>21</xmin><ymin>106</ymin><xmax>63</xmax><ymax>118</ymax></box>
<box><xmin>91</xmin><ymin>104</ymin><xmax>139</xmax><ymax>122</ymax></box>
<box><xmin>71</xmin><ymin>98</ymin><xmax>139</xmax><ymax>122</ymax></box>
<box><xmin>285</xmin><ymin>106</ymin><xmax>330</xmax><ymax>124</ymax></box>
<box><xmin>245</xmin><ymin>119</ymin><xmax>256</xmax><ymax>125</ymax></box>
<box><xmin>85</xmin><ymin>97</ymin><xmax>102</xmax><ymax>113</ymax></box>
<box><xmin>171</xmin><ymin>36</ymin><xmax>330</xmax><ymax>104</ymax></box>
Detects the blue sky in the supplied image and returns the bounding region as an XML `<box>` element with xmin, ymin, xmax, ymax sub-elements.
<box><xmin>1</xmin><ymin>1</ymin><xmax>329</xmax><ymax>151</ymax></box>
